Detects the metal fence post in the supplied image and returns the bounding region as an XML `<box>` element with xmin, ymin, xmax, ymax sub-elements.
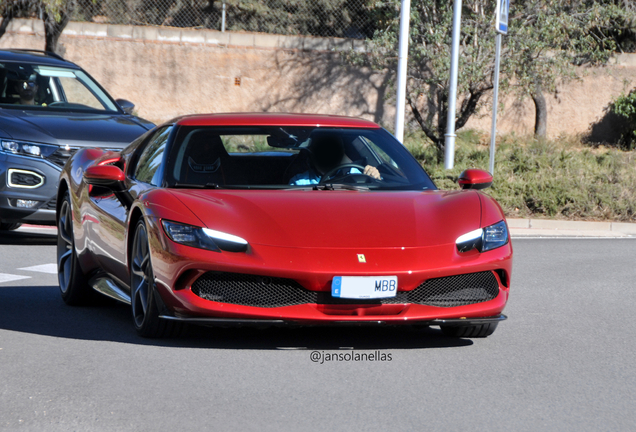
<box><xmin>221</xmin><ymin>1</ymin><xmax>226</xmax><ymax>32</ymax></box>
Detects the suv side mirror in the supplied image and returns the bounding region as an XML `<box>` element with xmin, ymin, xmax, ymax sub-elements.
<box><xmin>458</xmin><ymin>169</ymin><xmax>493</xmax><ymax>190</ymax></box>
<box><xmin>115</xmin><ymin>99</ymin><xmax>135</xmax><ymax>115</ymax></box>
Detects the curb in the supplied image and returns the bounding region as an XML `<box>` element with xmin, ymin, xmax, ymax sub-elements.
<box><xmin>507</xmin><ymin>218</ymin><xmax>636</xmax><ymax>238</ymax></box>
<box><xmin>19</xmin><ymin>221</ymin><xmax>636</xmax><ymax>239</ymax></box>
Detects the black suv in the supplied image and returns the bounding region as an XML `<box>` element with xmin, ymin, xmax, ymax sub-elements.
<box><xmin>0</xmin><ymin>49</ymin><xmax>154</xmax><ymax>229</ymax></box>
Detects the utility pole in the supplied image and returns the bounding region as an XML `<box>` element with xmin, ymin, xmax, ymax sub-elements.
<box><xmin>489</xmin><ymin>0</ymin><xmax>510</xmax><ymax>174</ymax></box>
<box><xmin>394</xmin><ymin>0</ymin><xmax>411</xmax><ymax>144</ymax></box>
<box><xmin>444</xmin><ymin>0</ymin><xmax>463</xmax><ymax>169</ymax></box>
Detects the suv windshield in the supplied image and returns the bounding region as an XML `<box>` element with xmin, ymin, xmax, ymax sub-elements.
<box><xmin>166</xmin><ymin>126</ymin><xmax>436</xmax><ymax>191</ymax></box>
<box><xmin>0</xmin><ymin>62</ymin><xmax>119</xmax><ymax>112</ymax></box>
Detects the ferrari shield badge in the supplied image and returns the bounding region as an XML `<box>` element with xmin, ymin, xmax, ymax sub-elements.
<box><xmin>357</xmin><ymin>254</ymin><xmax>366</xmax><ymax>263</ymax></box>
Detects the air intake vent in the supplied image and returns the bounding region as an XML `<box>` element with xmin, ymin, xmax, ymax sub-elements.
<box><xmin>382</xmin><ymin>271</ymin><xmax>500</xmax><ymax>307</ymax></box>
<box><xmin>8</xmin><ymin>169</ymin><xmax>44</xmax><ymax>188</ymax></box>
<box><xmin>192</xmin><ymin>271</ymin><xmax>500</xmax><ymax>308</ymax></box>
<box><xmin>192</xmin><ymin>272</ymin><xmax>314</xmax><ymax>308</ymax></box>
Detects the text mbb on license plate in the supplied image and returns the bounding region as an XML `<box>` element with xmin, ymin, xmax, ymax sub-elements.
<box><xmin>331</xmin><ymin>276</ymin><xmax>398</xmax><ymax>299</ymax></box>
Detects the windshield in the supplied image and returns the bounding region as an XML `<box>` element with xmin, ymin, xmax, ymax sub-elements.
<box><xmin>0</xmin><ymin>62</ymin><xmax>119</xmax><ymax>112</ymax></box>
<box><xmin>165</xmin><ymin>126</ymin><xmax>436</xmax><ymax>191</ymax></box>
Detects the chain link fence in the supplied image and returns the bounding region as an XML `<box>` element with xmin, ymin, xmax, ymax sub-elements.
<box><xmin>71</xmin><ymin>0</ymin><xmax>394</xmax><ymax>39</ymax></box>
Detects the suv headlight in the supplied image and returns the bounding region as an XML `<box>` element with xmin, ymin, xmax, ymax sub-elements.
<box><xmin>161</xmin><ymin>220</ymin><xmax>248</xmax><ymax>253</ymax></box>
<box><xmin>1</xmin><ymin>140</ymin><xmax>58</xmax><ymax>158</ymax></box>
<box><xmin>456</xmin><ymin>220</ymin><xmax>509</xmax><ymax>253</ymax></box>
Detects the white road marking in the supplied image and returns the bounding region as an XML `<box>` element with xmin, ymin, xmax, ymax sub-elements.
<box><xmin>0</xmin><ymin>273</ymin><xmax>31</xmax><ymax>284</ymax></box>
<box><xmin>18</xmin><ymin>263</ymin><xmax>58</xmax><ymax>274</ymax></box>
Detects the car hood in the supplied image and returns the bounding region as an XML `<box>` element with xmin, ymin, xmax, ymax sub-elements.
<box><xmin>168</xmin><ymin>189</ymin><xmax>483</xmax><ymax>249</ymax></box>
<box><xmin>0</xmin><ymin>108</ymin><xmax>152</xmax><ymax>148</ymax></box>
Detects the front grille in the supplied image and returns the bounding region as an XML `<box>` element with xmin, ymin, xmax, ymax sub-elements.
<box><xmin>381</xmin><ymin>271</ymin><xmax>500</xmax><ymax>307</ymax></box>
<box><xmin>47</xmin><ymin>148</ymin><xmax>78</xmax><ymax>168</ymax></box>
<box><xmin>192</xmin><ymin>273</ymin><xmax>315</xmax><ymax>308</ymax></box>
<box><xmin>191</xmin><ymin>271</ymin><xmax>500</xmax><ymax>308</ymax></box>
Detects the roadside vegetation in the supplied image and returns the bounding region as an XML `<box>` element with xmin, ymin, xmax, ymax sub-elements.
<box><xmin>405</xmin><ymin>130</ymin><xmax>636</xmax><ymax>222</ymax></box>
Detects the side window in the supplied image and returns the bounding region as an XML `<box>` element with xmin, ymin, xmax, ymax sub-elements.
<box><xmin>135</xmin><ymin>126</ymin><xmax>172</xmax><ymax>185</ymax></box>
<box><xmin>362</xmin><ymin>137</ymin><xmax>400</xmax><ymax>169</ymax></box>
<box><xmin>57</xmin><ymin>77</ymin><xmax>104</xmax><ymax>110</ymax></box>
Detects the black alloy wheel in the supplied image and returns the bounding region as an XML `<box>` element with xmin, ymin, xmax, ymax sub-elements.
<box><xmin>57</xmin><ymin>192</ymin><xmax>91</xmax><ymax>305</ymax></box>
<box><xmin>130</xmin><ymin>219</ymin><xmax>182</xmax><ymax>338</ymax></box>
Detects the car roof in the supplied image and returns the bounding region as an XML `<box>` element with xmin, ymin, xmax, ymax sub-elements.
<box><xmin>0</xmin><ymin>49</ymin><xmax>81</xmax><ymax>69</ymax></box>
<box><xmin>175</xmin><ymin>113</ymin><xmax>381</xmax><ymax>128</ymax></box>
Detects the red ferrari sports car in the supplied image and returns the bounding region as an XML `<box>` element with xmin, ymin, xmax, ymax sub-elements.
<box><xmin>56</xmin><ymin>113</ymin><xmax>512</xmax><ymax>338</ymax></box>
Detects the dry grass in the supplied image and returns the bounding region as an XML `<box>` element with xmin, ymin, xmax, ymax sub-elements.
<box><xmin>404</xmin><ymin>130</ymin><xmax>636</xmax><ymax>221</ymax></box>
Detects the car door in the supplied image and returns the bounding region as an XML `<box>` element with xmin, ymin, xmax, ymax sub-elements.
<box><xmin>90</xmin><ymin>126</ymin><xmax>172</xmax><ymax>286</ymax></box>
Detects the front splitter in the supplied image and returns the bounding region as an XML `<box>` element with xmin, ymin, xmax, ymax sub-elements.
<box><xmin>158</xmin><ymin>314</ymin><xmax>507</xmax><ymax>328</ymax></box>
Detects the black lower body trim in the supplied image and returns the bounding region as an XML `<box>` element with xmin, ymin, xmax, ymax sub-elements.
<box><xmin>158</xmin><ymin>314</ymin><xmax>507</xmax><ymax>327</ymax></box>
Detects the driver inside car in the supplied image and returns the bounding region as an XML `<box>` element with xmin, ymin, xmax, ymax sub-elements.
<box><xmin>13</xmin><ymin>74</ymin><xmax>39</xmax><ymax>106</ymax></box>
<box><xmin>289</xmin><ymin>133</ymin><xmax>381</xmax><ymax>185</ymax></box>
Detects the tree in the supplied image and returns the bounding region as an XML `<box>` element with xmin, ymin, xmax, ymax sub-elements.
<box><xmin>0</xmin><ymin>0</ymin><xmax>77</xmax><ymax>53</ymax></box>
<box><xmin>510</xmin><ymin>1</ymin><xmax>635</xmax><ymax>137</ymax></box>
<box><xmin>41</xmin><ymin>0</ymin><xmax>77</xmax><ymax>53</ymax></box>
<box><xmin>356</xmin><ymin>0</ymin><xmax>635</xmax><ymax>159</ymax></box>
<box><xmin>0</xmin><ymin>1</ymin><xmax>36</xmax><ymax>40</ymax></box>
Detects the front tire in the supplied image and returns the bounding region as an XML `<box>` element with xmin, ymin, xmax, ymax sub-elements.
<box><xmin>440</xmin><ymin>322</ymin><xmax>498</xmax><ymax>338</ymax></box>
<box><xmin>57</xmin><ymin>192</ymin><xmax>92</xmax><ymax>305</ymax></box>
<box><xmin>130</xmin><ymin>220</ymin><xmax>182</xmax><ymax>338</ymax></box>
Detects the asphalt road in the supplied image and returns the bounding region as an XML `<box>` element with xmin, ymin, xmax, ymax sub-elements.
<box><xmin>1</xmin><ymin>228</ymin><xmax>635</xmax><ymax>431</ymax></box>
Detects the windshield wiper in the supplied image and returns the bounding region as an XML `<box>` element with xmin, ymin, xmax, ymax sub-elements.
<box><xmin>314</xmin><ymin>183</ymin><xmax>371</xmax><ymax>191</ymax></box>
<box><xmin>312</xmin><ymin>184</ymin><xmax>334</xmax><ymax>191</ymax></box>
<box><xmin>172</xmin><ymin>182</ymin><xmax>222</xmax><ymax>189</ymax></box>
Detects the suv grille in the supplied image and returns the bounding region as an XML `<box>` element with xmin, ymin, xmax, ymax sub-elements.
<box><xmin>47</xmin><ymin>147</ymin><xmax>78</xmax><ymax>168</ymax></box>
<box><xmin>191</xmin><ymin>271</ymin><xmax>500</xmax><ymax>308</ymax></box>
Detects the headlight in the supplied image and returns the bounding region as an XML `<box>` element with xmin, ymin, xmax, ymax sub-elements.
<box><xmin>161</xmin><ymin>220</ymin><xmax>248</xmax><ymax>253</ymax></box>
<box><xmin>456</xmin><ymin>220</ymin><xmax>508</xmax><ymax>253</ymax></box>
<box><xmin>482</xmin><ymin>220</ymin><xmax>509</xmax><ymax>252</ymax></box>
<box><xmin>1</xmin><ymin>140</ymin><xmax>58</xmax><ymax>158</ymax></box>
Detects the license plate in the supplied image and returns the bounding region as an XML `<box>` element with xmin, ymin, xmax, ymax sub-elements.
<box><xmin>331</xmin><ymin>276</ymin><xmax>398</xmax><ymax>299</ymax></box>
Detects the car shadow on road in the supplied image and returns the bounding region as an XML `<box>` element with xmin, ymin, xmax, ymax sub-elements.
<box><xmin>0</xmin><ymin>230</ymin><xmax>57</xmax><ymax>246</ymax></box>
<box><xmin>0</xmin><ymin>285</ymin><xmax>474</xmax><ymax>350</ymax></box>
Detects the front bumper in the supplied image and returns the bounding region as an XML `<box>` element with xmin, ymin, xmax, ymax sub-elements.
<box><xmin>145</xmin><ymin>215</ymin><xmax>513</xmax><ymax>325</ymax></box>
<box><xmin>159</xmin><ymin>283</ymin><xmax>509</xmax><ymax>324</ymax></box>
<box><xmin>0</xmin><ymin>151</ymin><xmax>61</xmax><ymax>224</ymax></box>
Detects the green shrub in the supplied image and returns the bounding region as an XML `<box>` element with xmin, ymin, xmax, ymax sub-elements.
<box><xmin>609</xmin><ymin>89</ymin><xmax>636</xmax><ymax>150</ymax></box>
<box><xmin>404</xmin><ymin>131</ymin><xmax>636</xmax><ymax>221</ymax></box>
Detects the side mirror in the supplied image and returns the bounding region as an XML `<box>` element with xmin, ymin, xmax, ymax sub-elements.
<box><xmin>458</xmin><ymin>169</ymin><xmax>493</xmax><ymax>190</ymax></box>
<box><xmin>115</xmin><ymin>98</ymin><xmax>135</xmax><ymax>115</ymax></box>
<box><xmin>84</xmin><ymin>165</ymin><xmax>126</xmax><ymax>189</ymax></box>
<box><xmin>84</xmin><ymin>165</ymin><xmax>133</xmax><ymax>208</ymax></box>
